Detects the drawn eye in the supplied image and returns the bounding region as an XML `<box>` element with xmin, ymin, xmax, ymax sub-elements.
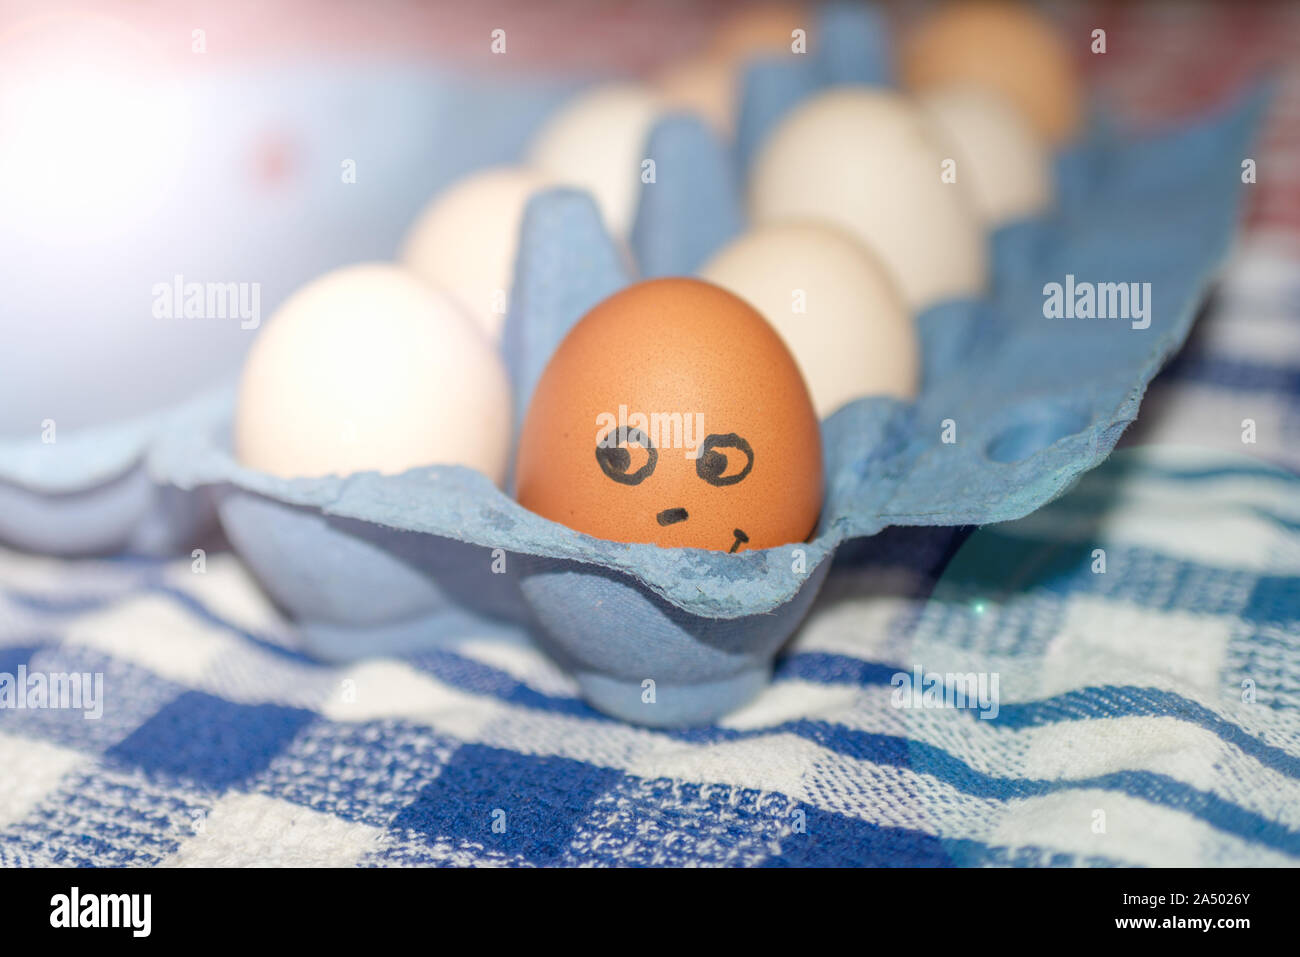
<box><xmin>595</xmin><ymin>427</ymin><xmax>658</xmax><ymax>485</ymax></box>
<box><xmin>696</xmin><ymin>433</ymin><xmax>754</xmax><ymax>486</ymax></box>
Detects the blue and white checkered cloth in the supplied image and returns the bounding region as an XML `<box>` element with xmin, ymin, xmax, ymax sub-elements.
<box><xmin>1</xmin><ymin>237</ymin><xmax>1297</xmax><ymax>868</ymax></box>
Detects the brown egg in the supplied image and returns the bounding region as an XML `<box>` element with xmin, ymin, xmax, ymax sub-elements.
<box><xmin>900</xmin><ymin>0</ymin><xmax>1082</xmax><ymax>146</ymax></box>
<box><xmin>516</xmin><ymin>278</ymin><xmax>823</xmax><ymax>553</ymax></box>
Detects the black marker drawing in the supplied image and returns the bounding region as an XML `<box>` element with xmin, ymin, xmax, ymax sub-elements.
<box><xmin>657</xmin><ymin>507</ymin><xmax>689</xmax><ymax>526</ymax></box>
<box><xmin>595</xmin><ymin>427</ymin><xmax>658</xmax><ymax>485</ymax></box>
<box><xmin>696</xmin><ymin>433</ymin><xmax>754</xmax><ymax>486</ymax></box>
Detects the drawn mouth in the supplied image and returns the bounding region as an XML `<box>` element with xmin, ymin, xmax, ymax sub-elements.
<box><xmin>657</xmin><ymin>507</ymin><xmax>689</xmax><ymax>526</ymax></box>
<box><xmin>729</xmin><ymin>528</ymin><xmax>749</xmax><ymax>553</ymax></box>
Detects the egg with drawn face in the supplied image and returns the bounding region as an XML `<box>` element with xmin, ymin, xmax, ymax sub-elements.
<box><xmin>515</xmin><ymin>278</ymin><xmax>823</xmax><ymax>552</ymax></box>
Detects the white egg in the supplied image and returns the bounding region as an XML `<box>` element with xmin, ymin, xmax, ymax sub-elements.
<box><xmin>701</xmin><ymin>222</ymin><xmax>918</xmax><ymax>418</ymax></box>
<box><xmin>400</xmin><ymin>166</ymin><xmax>554</xmax><ymax>342</ymax></box>
<box><xmin>749</xmin><ymin>87</ymin><xmax>987</xmax><ymax>311</ymax></box>
<box><xmin>527</xmin><ymin>83</ymin><xmax>666</xmax><ymax>237</ymax></box>
<box><xmin>234</xmin><ymin>263</ymin><xmax>511</xmax><ymax>484</ymax></box>
<box><xmin>918</xmin><ymin>86</ymin><xmax>1051</xmax><ymax>227</ymax></box>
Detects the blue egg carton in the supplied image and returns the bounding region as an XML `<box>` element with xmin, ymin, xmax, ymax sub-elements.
<box><xmin>10</xmin><ymin>3</ymin><xmax>1271</xmax><ymax>725</ymax></box>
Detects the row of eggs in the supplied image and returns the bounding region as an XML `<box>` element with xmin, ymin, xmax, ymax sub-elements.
<box><xmin>235</xmin><ymin>0</ymin><xmax>1081</xmax><ymax>553</ymax></box>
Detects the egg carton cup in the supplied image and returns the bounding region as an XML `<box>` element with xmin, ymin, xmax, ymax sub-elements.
<box><xmin>152</xmin><ymin>71</ymin><xmax>1265</xmax><ymax>726</ymax></box>
<box><xmin>0</xmin><ymin>389</ymin><xmax>230</xmax><ymax>556</ymax></box>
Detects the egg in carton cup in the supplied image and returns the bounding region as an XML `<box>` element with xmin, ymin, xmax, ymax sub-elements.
<box><xmin>506</xmin><ymin>74</ymin><xmax>1262</xmax><ymax>728</ymax></box>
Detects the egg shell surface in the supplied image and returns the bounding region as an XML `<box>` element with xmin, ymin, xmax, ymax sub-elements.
<box><xmin>918</xmin><ymin>85</ymin><xmax>1052</xmax><ymax>227</ymax></box>
<box><xmin>234</xmin><ymin>263</ymin><xmax>511</xmax><ymax>484</ymax></box>
<box><xmin>749</xmin><ymin>86</ymin><xmax>987</xmax><ymax>311</ymax></box>
<box><xmin>515</xmin><ymin>278</ymin><xmax>823</xmax><ymax>553</ymax></box>
<box><xmin>527</xmin><ymin>83</ymin><xmax>665</xmax><ymax>238</ymax></box>
<box><xmin>400</xmin><ymin>166</ymin><xmax>555</xmax><ymax>342</ymax></box>
<box><xmin>701</xmin><ymin>221</ymin><xmax>918</xmax><ymax>418</ymax></box>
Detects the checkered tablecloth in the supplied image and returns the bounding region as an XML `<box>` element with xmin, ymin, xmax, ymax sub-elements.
<box><xmin>1</xmin><ymin>1</ymin><xmax>1298</xmax><ymax>868</ymax></box>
